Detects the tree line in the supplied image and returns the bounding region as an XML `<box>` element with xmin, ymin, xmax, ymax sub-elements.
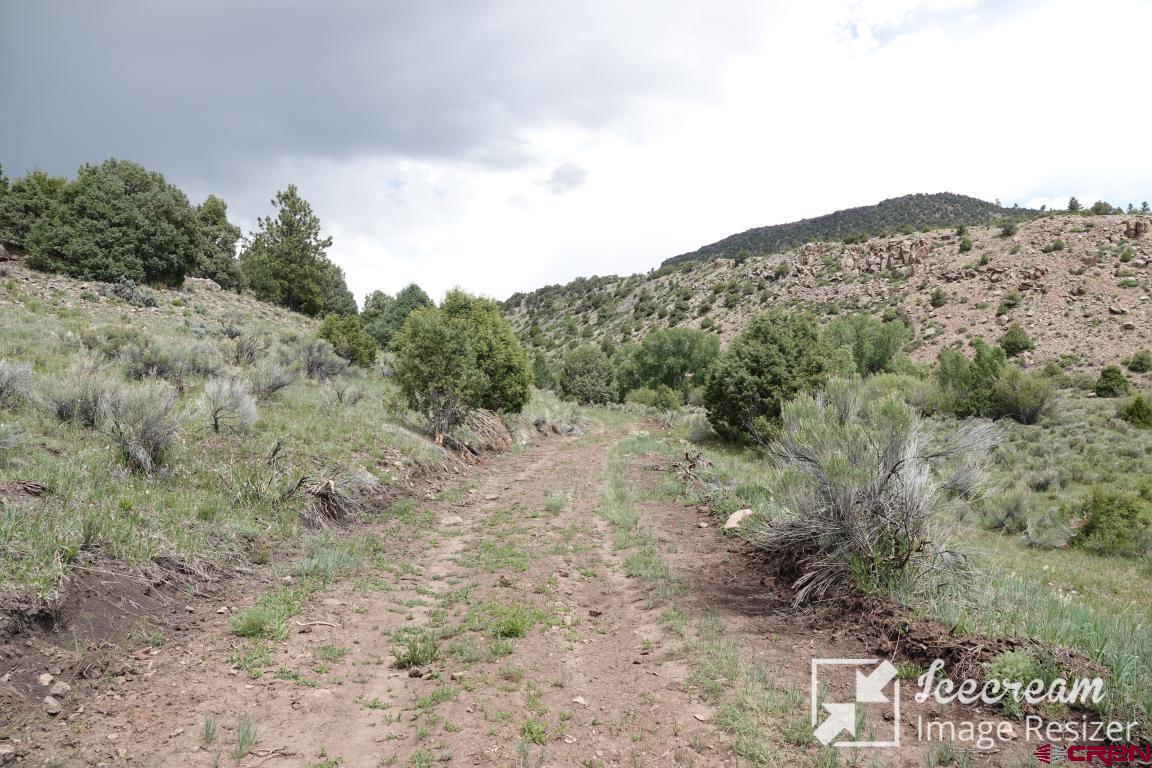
<box><xmin>0</xmin><ymin>158</ymin><xmax>363</xmax><ymax>317</ymax></box>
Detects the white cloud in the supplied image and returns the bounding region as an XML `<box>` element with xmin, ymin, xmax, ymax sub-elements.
<box><xmin>234</xmin><ymin>0</ymin><xmax>1152</xmax><ymax>303</ymax></box>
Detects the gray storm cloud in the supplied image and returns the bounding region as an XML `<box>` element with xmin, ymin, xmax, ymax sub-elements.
<box><xmin>0</xmin><ymin>0</ymin><xmax>764</xmax><ymax>185</ymax></box>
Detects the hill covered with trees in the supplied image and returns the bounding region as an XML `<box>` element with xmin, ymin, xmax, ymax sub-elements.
<box><xmin>663</xmin><ymin>192</ymin><xmax>1038</xmax><ymax>266</ymax></box>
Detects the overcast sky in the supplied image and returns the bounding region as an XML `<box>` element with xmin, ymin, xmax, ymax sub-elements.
<box><xmin>2</xmin><ymin>0</ymin><xmax>1150</xmax><ymax>303</ymax></box>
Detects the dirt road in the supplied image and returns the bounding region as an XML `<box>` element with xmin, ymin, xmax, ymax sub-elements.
<box><xmin>12</xmin><ymin>423</ymin><xmax>1031</xmax><ymax>768</ymax></box>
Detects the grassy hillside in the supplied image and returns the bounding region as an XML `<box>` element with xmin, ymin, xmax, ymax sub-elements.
<box><xmin>663</xmin><ymin>192</ymin><xmax>1036</xmax><ymax>266</ymax></box>
<box><xmin>0</xmin><ymin>261</ymin><xmax>459</xmax><ymax>606</ymax></box>
<box><xmin>505</xmin><ymin>213</ymin><xmax>1152</xmax><ymax>376</ymax></box>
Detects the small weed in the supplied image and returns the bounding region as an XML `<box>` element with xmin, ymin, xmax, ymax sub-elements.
<box><xmin>201</xmin><ymin>714</ymin><xmax>217</xmax><ymax>745</ymax></box>
<box><xmin>233</xmin><ymin>717</ymin><xmax>258</xmax><ymax>761</ymax></box>
<box><xmin>521</xmin><ymin>717</ymin><xmax>548</xmax><ymax>745</ymax></box>
<box><xmin>393</xmin><ymin>630</ymin><xmax>439</xmax><ymax>669</ymax></box>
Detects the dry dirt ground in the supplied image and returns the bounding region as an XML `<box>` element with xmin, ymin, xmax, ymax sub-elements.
<box><xmin>8</xmin><ymin>422</ymin><xmax>1039</xmax><ymax>768</ymax></box>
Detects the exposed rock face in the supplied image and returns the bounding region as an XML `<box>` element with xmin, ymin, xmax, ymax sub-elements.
<box><xmin>184</xmin><ymin>276</ymin><xmax>224</xmax><ymax>292</ymax></box>
<box><xmin>1124</xmin><ymin>219</ymin><xmax>1150</xmax><ymax>239</ymax></box>
<box><xmin>795</xmin><ymin>236</ymin><xmax>932</xmax><ymax>278</ymax></box>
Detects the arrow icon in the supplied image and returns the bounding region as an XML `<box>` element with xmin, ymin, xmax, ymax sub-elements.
<box><xmin>814</xmin><ymin>702</ymin><xmax>857</xmax><ymax>745</ymax></box>
<box><xmin>856</xmin><ymin>660</ymin><xmax>898</xmax><ymax>703</ymax></box>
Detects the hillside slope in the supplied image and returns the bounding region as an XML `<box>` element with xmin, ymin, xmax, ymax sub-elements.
<box><xmin>504</xmin><ymin>214</ymin><xmax>1152</xmax><ymax>373</ymax></box>
<box><xmin>663</xmin><ymin>192</ymin><xmax>1035</xmax><ymax>266</ymax></box>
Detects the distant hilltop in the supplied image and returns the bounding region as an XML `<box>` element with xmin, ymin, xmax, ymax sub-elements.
<box><xmin>662</xmin><ymin>192</ymin><xmax>1037</xmax><ymax>266</ymax></box>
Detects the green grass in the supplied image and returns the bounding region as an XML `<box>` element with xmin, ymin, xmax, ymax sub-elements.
<box><xmin>415</xmin><ymin>686</ymin><xmax>457</xmax><ymax>709</ymax></box>
<box><xmin>0</xmin><ymin>272</ymin><xmax>448</xmax><ymax>600</ymax></box>
<box><xmin>233</xmin><ymin>716</ymin><xmax>258</xmax><ymax>761</ymax></box>
<box><xmin>392</xmin><ymin>629</ymin><xmax>440</xmax><ymax>669</ymax></box>
<box><xmin>229</xmin><ymin>585</ymin><xmax>311</xmax><ymax>641</ymax></box>
<box><xmin>599</xmin><ymin>436</ymin><xmax>683</xmax><ymax>601</ymax></box>
<box><xmin>315</xmin><ymin>644</ymin><xmax>350</xmax><ymax>662</ymax></box>
<box><xmin>520</xmin><ymin>717</ymin><xmax>548</xmax><ymax>745</ymax></box>
<box><xmin>465</xmin><ymin>600</ymin><xmax>546</xmax><ymax>639</ymax></box>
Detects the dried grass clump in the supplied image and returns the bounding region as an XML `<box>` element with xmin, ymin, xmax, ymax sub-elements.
<box><xmin>0</xmin><ymin>422</ymin><xmax>26</xmax><ymax>463</ymax></box>
<box><xmin>750</xmin><ymin>379</ymin><xmax>1000</xmax><ymax>605</ymax></box>
<box><xmin>299</xmin><ymin>340</ymin><xmax>348</xmax><ymax>381</ymax></box>
<box><xmin>122</xmin><ymin>341</ymin><xmax>221</xmax><ymax>388</ymax></box>
<box><xmin>199</xmin><ymin>378</ymin><xmax>258</xmax><ymax>434</ymax></box>
<box><xmin>299</xmin><ymin>469</ymin><xmax>378</xmax><ymax>528</ymax></box>
<box><xmin>229</xmin><ymin>333</ymin><xmax>271</xmax><ymax>366</ymax></box>
<box><xmin>0</xmin><ymin>360</ymin><xmax>33</xmax><ymax>408</ymax></box>
<box><xmin>446</xmin><ymin>408</ymin><xmax>512</xmax><ymax>455</ymax></box>
<box><xmin>37</xmin><ymin>360</ymin><xmax>122</xmax><ymax>427</ymax></box>
<box><xmin>99</xmin><ymin>380</ymin><xmax>181</xmax><ymax>473</ymax></box>
<box><xmin>249</xmin><ymin>361</ymin><xmax>297</xmax><ymax>402</ymax></box>
<box><xmin>327</xmin><ymin>377</ymin><xmax>364</xmax><ymax>406</ymax></box>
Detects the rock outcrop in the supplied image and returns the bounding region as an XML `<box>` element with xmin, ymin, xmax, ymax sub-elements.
<box><xmin>1124</xmin><ymin>219</ymin><xmax>1150</xmax><ymax>239</ymax></box>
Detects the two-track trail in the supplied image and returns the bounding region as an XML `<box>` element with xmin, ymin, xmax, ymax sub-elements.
<box><xmin>20</xmin><ymin>422</ymin><xmax>1027</xmax><ymax>768</ymax></box>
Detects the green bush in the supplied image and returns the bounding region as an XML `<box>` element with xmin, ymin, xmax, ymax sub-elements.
<box><xmin>703</xmin><ymin>309</ymin><xmax>829</xmax><ymax>442</ymax></box>
<box><xmin>613</xmin><ymin>327</ymin><xmax>719</xmax><ymax>397</ymax></box>
<box><xmin>996</xmin><ymin>290</ymin><xmax>1022</xmax><ymax>316</ymax></box>
<box><xmin>558</xmin><ymin>346</ymin><xmax>616</xmax><ymax>405</ymax></box>
<box><xmin>27</xmin><ymin>159</ymin><xmax>202</xmax><ymax>286</ymax></box>
<box><xmin>823</xmin><ymin>313</ymin><xmax>912</xmax><ymax>376</ymax></box>
<box><xmin>1125</xmin><ymin>350</ymin><xmax>1152</xmax><ymax>373</ymax></box>
<box><xmin>362</xmin><ymin>284</ymin><xmax>433</xmax><ymax>349</ymax></box>
<box><xmin>1072</xmin><ymin>489</ymin><xmax>1152</xmax><ymax>557</ymax></box>
<box><xmin>317</xmin><ymin>315</ymin><xmax>377</xmax><ymax>368</ymax></box>
<box><xmin>998</xmin><ymin>323</ymin><xmax>1034</xmax><ymax>357</ymax></box>
<box><xmin>0</xmin><ymin>170</ymin><xmax>66</xmax><ymax>249</ymax></box>
<box><xmin>934</xmin><ymin>340</ymin><xmax>1006</xmax><ymax>418</ymax></box>
<box><xmin>393</xmin><ymin>308</ymin><xmax>482</xmax><ymax>436</ymax></box>
<box><xmin>624</xmin><ymin>387</ymin><xmax>657</xmax><ymax>407</ymax></box>
<box><xmin>441</xmin><ymin>290</ymin><xmax>532</xmax><ymax>413</ymax></box>
<box><xmin>958</xmin><ymin>236</ymin><xmax>973</xmax><ymax>252</ymax></box>
<box><xmin>989</xmin><ymin>367</ymin><xmax>1054</xmax><ymax>424</ymax></box>
<box><xmin>1119</xmin><ymin>395</ymin><xmax>1152</xmax><ymax>428</ymax></box>
<box><xmin>651</xmin><ymin>384</ymin><xmax>682</xmax><ymax>410</ymax></box>
<box><xmin>930</xmin><ymin>287</ymin><xmax>948</xmax><ymax>308</ymax></box>
<box><xmin>984</xmin><ymin>651</ymin><xmax>1040</xmax><ymax>716</ymax></box>
<box><xmin>193</xmin><ymin>195</ymin><xmax>244</xmax><ymax>291</ymax></box>
<box><xmin>1095</xmin><ymin>365</ymin><xmax>1130</xmax><ymax>398</ymax></box>
<box><xmin>531</xmin><ymin>352</ymin><xmax>555</xmax><ymax>391</ymax></box>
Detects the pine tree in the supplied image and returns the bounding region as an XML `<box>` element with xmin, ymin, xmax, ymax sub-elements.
<box><xmin>193</xmin><ymin>195</ymin><xmax>244</xmax><ymax>290</ymax></box>
<box><xmin>1067</xmin><ymin>196</ymin><xmax>1082</xmax><ymax>213</ymax></box>
<box><xmin>239</xmin><ymin>185</ymin><xmax>351</xmax><ymax>316</ymax></box>
<box><xmin>362</xmin><ymin>283</ymin><xmax>433</xmax><ymax>348</ymax></box>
